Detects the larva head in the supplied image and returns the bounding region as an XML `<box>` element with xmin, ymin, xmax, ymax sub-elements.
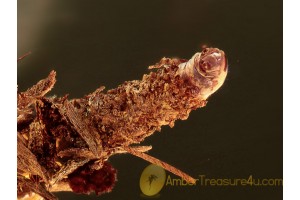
<box><xmin>193</xmin><ymin>48</ymin><xmax>228</xmax><ymax>99</ymax></box>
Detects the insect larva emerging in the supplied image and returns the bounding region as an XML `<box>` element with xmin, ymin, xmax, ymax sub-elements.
<box><xmin>17</xmin><ymin>48</ymin><xmax>228</xmax><ymax>200</ymax></box>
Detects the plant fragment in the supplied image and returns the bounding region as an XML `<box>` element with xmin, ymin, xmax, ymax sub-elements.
<box><xmin>17</xmin><ymin>48</ymin><xmax>228</xmax><ymax>200</ymax></box>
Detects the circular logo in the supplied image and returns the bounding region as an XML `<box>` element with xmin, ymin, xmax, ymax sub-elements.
<box><xmin>139</xmin><ymin>164</ymin><xmax>166</xmax><ymax>196</ymax></box>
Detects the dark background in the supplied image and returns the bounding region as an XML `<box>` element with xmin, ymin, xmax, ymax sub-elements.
<box><xmin>17</xmin><ymin>0</ymin><xmax>282</xmax><ymax>199</ymax></box>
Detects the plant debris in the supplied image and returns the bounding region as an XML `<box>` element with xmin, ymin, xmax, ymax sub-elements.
<box><xmin>17</xmin><ymin>48</ymin><xmax>228</xmax><ymax>200</ymax></box>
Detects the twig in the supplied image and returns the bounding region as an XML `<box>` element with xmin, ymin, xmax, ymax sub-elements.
<box><xmin>124</xmin><ymin>146</ymin><xmax>196</xmax><ymax>184</ymax></box>
<box><xmin>18</xmin><ymin>51</ymin><xmax>32</xmax><ymax>62</ymax></box>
